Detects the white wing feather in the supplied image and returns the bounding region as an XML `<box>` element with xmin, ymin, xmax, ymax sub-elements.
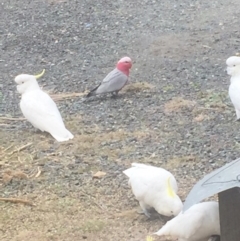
<box><xmin>20</xmin><ymin>90</ymin><xmax>74</xmax><ymax>142</ymax></box>
<box><xmin>123</xmin><ymin>163</ymin><xmax>178</xmax><ymax>192</ymax></box>
<box><xmin>229</xmin><ymin>78</ymin><xmax>240</xmax><ymax>117</ymax></box>
<box><xmin>123</xmin><ymin>163</ymin><xmax>178</xmax><ymax>202</ymax></box>
<box><xmin>155</xmin><ymin>202</ymin><xmax>220</xmax><ymax>240</ymax></box>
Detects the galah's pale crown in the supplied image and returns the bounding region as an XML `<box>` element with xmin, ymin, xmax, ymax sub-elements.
<box><xmin>15</xmin><ymin>69</ymin><xmax>45</xmax><ymax>94</ymax></box>
<box><xmin>118</xmin><ymin>56</ymin><xmax>132</xmax><ymax>63</ymax></box>
<box><xmin>226</xmin><ymin>56</ymin><xmax>240</xmax><ymax>76</ymax></box>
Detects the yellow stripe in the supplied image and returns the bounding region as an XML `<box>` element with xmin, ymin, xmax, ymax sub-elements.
<box><xmin>167</xmin><ymin>176</ymin><xmax>175</xmax><ymax>198</ymax></box>
<box><xmin>146</xmin><ymin>236</ymin><xmax>153</xmax><ymax>241</ymax></box>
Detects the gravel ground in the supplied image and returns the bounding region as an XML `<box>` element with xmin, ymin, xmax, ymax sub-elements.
<box><xmin>1</xmin><ymin>0</ymin><xmax>240</xmax><ymax>240</ymax></box>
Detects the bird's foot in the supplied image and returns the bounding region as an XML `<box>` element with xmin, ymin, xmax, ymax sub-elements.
<box><xmin>137</xmin><ymin>208</ymin><xmax>151</xmax><ymax>218</ymax></box>
<box><xmin>208</xmin><ymin>235</ymin><xmax>220</xmax><ymax>241</ymax></box>
<box><xmin>111</xmin><ymin>92</ymin><xmax>120</xmax><ymax>98</ymax></box>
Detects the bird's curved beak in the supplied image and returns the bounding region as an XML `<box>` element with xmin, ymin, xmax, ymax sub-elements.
<box><xmin>34</xmin><ymin>69</ymin><xmax>45</xmax><ymax>79</ymax></box>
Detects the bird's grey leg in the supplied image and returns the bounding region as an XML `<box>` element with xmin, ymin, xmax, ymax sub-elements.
<box><xmin>112</xmin><ymin>91</ymin><xmax>118</xmax><ymax>96</ymax></box>
<box><xmin>138</xmin><ymin>201</ymin><xmax>151</xmax><ymax>218</ymax></box>
<box><xmin>208</xmin><ymin>235</ymin><xmax>220</xmax><ymax>241</ymax></box>
<box><xmin>111</xmin><ymin>91</ymin><xmax>119</xmax><ymax>98</ymax></box>
<box><xmin>235</xmin><ymin>109</ymin><xmax>240</xmax><ymax>121</ymax></box>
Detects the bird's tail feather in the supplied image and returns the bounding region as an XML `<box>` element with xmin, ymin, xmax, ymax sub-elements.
<box><xmin>51</xmin><ymin>129</ymin><xmax>74</xmax><ymax>142</ymax></box>
<box><xmin>86</xmin><ymin>91</ymin><xmax>95</xmax><ymax>97</ymax></box>
<box><xmin>86</xmin><ymin>84</ymin><xmax>100</xmax><ymax>97</ymax></box>
<box><xmin>154</xmin><ymin>223</ymin><xmax>170</xmax><ymax>236</ymax></box>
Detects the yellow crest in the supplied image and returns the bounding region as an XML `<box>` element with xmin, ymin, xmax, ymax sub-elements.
<box><xmin>146</xmin><ymin>236</ymin><xmax>153</xmax><ymax>241</ymax></box>
<box><xmin>34</xmin><ymin>69</ymin><xmax>45</xmax><ymax>79</ymax></box>
<box><xmin>167</xmin><ymin>176</ymin><xmax>175</xmax><ymax>198</ymax></box>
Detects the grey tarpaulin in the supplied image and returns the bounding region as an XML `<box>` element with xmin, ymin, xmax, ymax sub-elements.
<box><xmin>183</xmin><ymin>158</ymin><xmax>240</xmax><ymax>211</ymax></box>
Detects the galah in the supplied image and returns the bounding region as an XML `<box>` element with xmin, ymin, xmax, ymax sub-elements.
<box><xmin>87</xmin><ymin>56</ymin><xmax>132</xmax><ymax>97</ymax></box>
<box><xmin>123</xmin><ymin>163</ymin><xmax>183</xmax><ymax>218</ymax></box>
<box><xmin>154</xmin><ymin>201</ymin><xmax>220</xmax><ymax>241</ymax></box>
<box><xmin>15</xmin><ymin>69</ymin><xmax>74</xmax><ymax>142</ymax></box>
<box><xmin>226</xmin><ymin>56</ymin><xmax>240</xmax><ymax>120</ymax></box>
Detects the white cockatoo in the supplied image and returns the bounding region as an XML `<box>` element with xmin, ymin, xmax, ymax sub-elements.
<box><xmin>123</xmin><ymin>163</ymin><xmax>183</xmax><ymax>217</ymax></box>
<box><xmin>226</xmin><ymin>56</ymin><xmax>240</xmax><ymax>120</ymax></box>
<box><xmin>15</xmin><ymin>70</ymin><xmax>74</xmax><ymax>142</ymax></box>
<box><xmin>154</xmin><ymin>201</ymin><xmax>220</xmax><ymax>241</ymax></box>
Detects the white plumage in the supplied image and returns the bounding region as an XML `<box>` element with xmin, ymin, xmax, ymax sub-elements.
<box><xmin>154</xmin><ymin>201</ymin><xmax>220</xmax><ymax>241</ymax></box>
<box><xmin>226</xmin><ymin>56</ymin><xmax>240</xmax><ymax>120</ymax></box>
<box><xmin>15</xmin><ymin>71</ymin><xmax>74</xmax><ymax>142</ymax></box>
<box><xmin>123</xmin><ymin>163</ymin><xmax>183</xmax><ymax>217</ymax></box>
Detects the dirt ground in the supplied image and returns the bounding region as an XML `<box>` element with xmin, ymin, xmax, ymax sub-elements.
<box><xmin>1</xmin><ymin>0</ymin><xmax>240</xmax><ymax>240</ymax></box>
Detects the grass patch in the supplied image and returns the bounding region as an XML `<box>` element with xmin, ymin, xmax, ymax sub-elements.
<box><xmin>193</xmin><ymin>113</ymin><xmax>209</xmax><ymax>122</ymax></box>
<box><xmin>199</xmin><ymin>90</ymin><xmax>227</xmax><ymax>111</ymax></box>
<box><xmin>81</xmin><ymin>219</ymin><xmax>106</xmax><ymax>232</ymax></box>
<box><xmin>50</xmin><ymin>92</ymin><xmax>87</xmax><ymax>101</ymax></box>
<box><xmin>164</xmin><ymin>97</ymin><xmax>196</xmax><ymax>114</ymax></box>
<box><xmin>123</xmin><ymin>82</ymin><xmax>155</xmax><ymax>93</ymax></box>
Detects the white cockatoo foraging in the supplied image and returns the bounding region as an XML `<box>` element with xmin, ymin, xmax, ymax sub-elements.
<box><xmin>86</xmin><ymin>56</ymin><xmax>132</xmax><ymax>97</ymax></box>
<box><xmin>15</xmin><ymin>69</ymin><xmax>74</xmax><ymax>142</ymax></box>
<box><xmin>123</xmin><ymin>163</ymin><xmax>183</xmax><ymax>218</ymax></box>
<box><xmin>226</xmin><ymin>56</ymin><xmax>240</xmax><ymax>120</ymax></box>
<box><xmin>154</xmin><ymin>201</ymin><xmax>220</xmax><ymax>241</ymax></box>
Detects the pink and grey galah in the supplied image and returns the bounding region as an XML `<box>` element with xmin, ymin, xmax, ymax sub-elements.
<box><xmin>87</xmin><ymin>56</ymin><xmax>132</xmax><ymax>97</ymax></box>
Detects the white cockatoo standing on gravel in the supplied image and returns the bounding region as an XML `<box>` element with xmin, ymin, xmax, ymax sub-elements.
<box><xmin>123</xmin><ymin>163</ymin><xmax>183</xmax><ymax>218</ymax></box>
<box><xmin>154</xmin><ymin>201</ymin><xmax>220</xmax><ymax>241</ymax></box>
<box><xmin>226</xmin><ymin>56</ymin><xmax>240</xmax><ymax>120</ymax></box>
<box><xmin>86</xmin><ymin>56</ymin><xmax>132</xmax><ymax>97</ymax></box>
<box><xmin>15</xmin><ymin>69</ymin><xmax>74</xmax><ymax>142</ymax></box>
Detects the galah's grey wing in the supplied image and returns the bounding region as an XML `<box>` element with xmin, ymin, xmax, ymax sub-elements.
<box><xmin>183</xmin><ymin>158</ymin><xmax>240</xmax><ymax>211</ymax></box>
<box><xmin>96</xmin><ymin>68</ymin><xmax>128</xmax><ymax>94</ymax></box>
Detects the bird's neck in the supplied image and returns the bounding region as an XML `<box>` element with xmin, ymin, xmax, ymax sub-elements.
<box><xmin>116</xmin><ymin>64</ymin><xmax>130</xmax><ymax>76</ymax></box>
<box><xmin>231</xmin><ymin>75</ymin><xmax>240</xmax><ymax>83</ymax></box>
<box><xmin>28</xmin><ymin>81</ymin><xmax>41</xmax><ymax>91</ymax></box>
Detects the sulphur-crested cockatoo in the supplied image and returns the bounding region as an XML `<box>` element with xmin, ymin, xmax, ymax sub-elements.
<box><xmin>15</xmin><ymin>70</ymin><xmax>74</xmax><ymax>142</ymax></box>
<box><xmin>155</xmin><ymin>201</ymin><xmax>220</xmax><ymax>241</ymax></box>
<box><xmin>123</xmin><ymin>163</ymin><xmax>183</xmax><ymax>217</ymax></box>
<box><xmin>226</xmin><ymin>56</ymin><xmax>240</xmax><ymax>120</ymax></box>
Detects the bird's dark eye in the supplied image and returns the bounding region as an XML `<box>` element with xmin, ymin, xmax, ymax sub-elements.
<box><xmin>233</xmin><ymin>65</ymin><xmax>236</xmax><ymax>67</ymax></box>
<box><xmin>22</xmin><ymin>82</ymin><xmax>24</xmax><ymax>84</ymax></box>
<box><xmin>125</xmin><ymin>61</ymin><xmax>129</xmax><ymax>63</ymax></box>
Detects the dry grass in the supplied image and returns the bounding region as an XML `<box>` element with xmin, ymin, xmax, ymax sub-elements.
<box><xmin>199</xmin><ymin>90</ymin><xmax>228</xmax><ymax>111</ymax></box>
<box><xmin>72</xmin><ymin>128</ymin><xmax>153</xmax><ymax>160</ymax></box>
<box><xmin>50</xmin><ymin>91</ymin><xmax>87</xmax><ymax>101</ymax></box>
<box><xmin>0</xmin><ymin>194</ymin><xmax>111</xmax><ymax>241</ymax></box>
<box><xmin>193</xmin><ymin>113</ymin><xmax>209</xmax><ymax>122</ymax></box>
<box><xmin>164</xmin><ymin>97</ymin><xmax>196</xmax><ymax>114</ymax></box>
<box><xmin>123</xmin><ymin>82</ymin><xmax>155</xmax><ymax>93</ymax></box>
<box><xmin>0</xmin><ymin>117</ymin><xmax>25</xmax><ymax>121</ymax></box>
<box><xmin>0</xmin><ymin>107</ymin><xmax>193</xmax><ymax>241</ymax></box>
<box><xmin>0</xmin><ymin>117</ymin><xmax>26</xmax><ymax>127</ymax></box>
<box><xmin>0</xmin><ymin>197</ymin><xmax>35</xmax><ymax>206</ymax></box>
<box><xmin>0</xmin><ymin>142</ymin><xmax>33</xmax><ymax>160</ymax></box>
